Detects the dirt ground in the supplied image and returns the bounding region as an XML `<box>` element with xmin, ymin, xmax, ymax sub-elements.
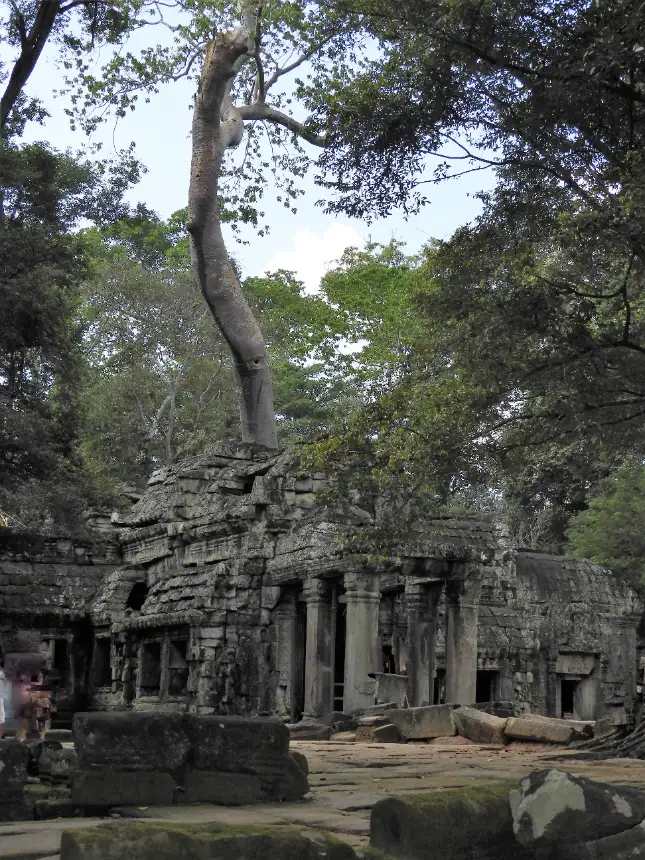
<box><xmin>5</xmin><ymin>737</ymin><xmax>645</xmax><ymax>860</ymax></box>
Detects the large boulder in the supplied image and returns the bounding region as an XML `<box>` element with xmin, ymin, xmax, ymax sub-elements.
<box><xmin>511</xmin><ymin>769</ymin><xmax>645</xmax><ymax>848</ymax></box>
<box><xmin>72</xmin><ymin>712</ymin><xmax>309</xmax><ymax>807</ymax></box>
<box><xmin>555</xmin><ymin>819</ymin><xmax>645</xmax><ymax>859</ymax></box>
<box><xmin>385</xmin><ymin>705</ymin><xmax>457</xmax><ymax>740</ymax></box>
<box><xmin>452</xmin><ymin>706</ymin><xmax>508</xmax><ymax>745</ymax></box>
<box><xmin>61</xmin><ymin>821</ymin><xmax>358</xmax><ymax>860</ymax></box>
<box><xmin>370</xmin><ymin>781</ymin><xmax>534</xmax><ymax>860</ymax></box>
<box><xmin>505</xmin><ymin>716</ymin><xmax>591</xmax><ymax>744</ymax></box>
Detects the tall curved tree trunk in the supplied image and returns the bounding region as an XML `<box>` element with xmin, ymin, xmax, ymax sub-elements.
<box><xmin>187</xmin><ymin>32</ymin><xmax>278</xmax><ymax>450</ymax></box>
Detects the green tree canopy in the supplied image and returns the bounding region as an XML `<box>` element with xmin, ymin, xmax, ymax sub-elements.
<box><xmin>566</xmin><ymin>460</ymin><xmax>645</xmax><ymax>590</ymax></box>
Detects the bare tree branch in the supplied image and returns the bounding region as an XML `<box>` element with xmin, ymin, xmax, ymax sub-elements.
<box><xmin>238</xmin><ymin>102</ymin><xmax>326</xmax><ymax>146</ymax></box>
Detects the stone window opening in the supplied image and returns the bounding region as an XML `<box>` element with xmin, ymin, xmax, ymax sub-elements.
<box><xmin>126</xmin><ymin>581</ymin><xmax>149</xmax><ymax>612</ymax></box>
<box><xmin>167</xmin><ymin>640</ymin><xmax>189</xmax><ymax>697</ymax></box>
<box><xmin>93</xmin><ymin>638</ymin><xmax>112</xmax><ymax>688</ymax></box>
<box><xmin>139</xmin><ymin>641</ymin><xmax>162</xmax><ymax>696</ymax></box>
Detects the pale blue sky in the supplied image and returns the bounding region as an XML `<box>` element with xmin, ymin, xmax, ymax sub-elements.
<box><xmin>16</xmin><ymin>24</ymin><xmax>495</xmax><ymax>289</ymax></box>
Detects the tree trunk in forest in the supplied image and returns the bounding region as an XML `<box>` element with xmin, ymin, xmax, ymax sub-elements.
<box><xmin>187</xmin><ymin>32</ymin><xmax>278</xmax><ymax>450</ymax></box>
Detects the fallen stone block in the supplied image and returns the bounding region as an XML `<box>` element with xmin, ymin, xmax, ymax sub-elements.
<box><xmin>74</xmin><ymin>712</ymin><xmax>190</xmax><ymax>774</ymax></box>
<box><xmin>60</xmin><ymin>820</ymin><xmax>358</xmax><ymax>860</ymax></box>
<box><xmin>357</xmin><ymin>715</ymin><xmax>391</xmax><ymax>728</ymax></box>
<box><xmin>71</xmin><ymin>770</ymin><xmax>177</xmax><ymax>807</ymax></box>
<box><xmin>385</xmin><ymin>704</ymin><xmax>457</xmax><ymax>740</ymax></box>
<box><xmin>452</xmin><ymin>706</ymin><xmax>508</xmax><ymax>745</ymax></box>
<box><xmin>370</xmin><ymin>781</ymin><xmax>534</xmax><ymax>860</ymax></box>
<box><xmin>510</xmin><ymin>769</ymin><xmax>645</xmax><ymax>848</ymax></box>
<box><xmin>505</xmin><ymin>716</ymin><xmax>588</xmax><ymax>744</ymax></box>
<box><xmin>355</xmin><ymin>723</ymin><xmax>401</xmax><ymax>743</ymax></box>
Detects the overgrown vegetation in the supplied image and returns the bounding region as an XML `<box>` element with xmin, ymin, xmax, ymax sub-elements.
<box><xmin>2</xmin><ymin>0</ymin><xmax>645</xmax><ymax>583</ymax></box>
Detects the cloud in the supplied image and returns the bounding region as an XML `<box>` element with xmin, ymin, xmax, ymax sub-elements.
<box><xmin>262</xmin><ymin>224</ymin><xmax>365</xmax><ymax>293</ymax></box>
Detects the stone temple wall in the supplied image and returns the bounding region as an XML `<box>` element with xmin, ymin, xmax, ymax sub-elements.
<box><xmin>0</xmin><ymin>442</ymin><xmax>641</xmax><ymax>725</ymax></box>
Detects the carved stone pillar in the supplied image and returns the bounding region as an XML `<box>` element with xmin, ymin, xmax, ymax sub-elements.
<box><xmin>343</xmin><ymin>571</ymin><xmax>381</xmax><ymax>712</ymax></box>
<box><xmin>405</xmin><ymin>580</ymin><xmax>443</xmax><ymax>707</ymax></box>
<box><xmin>273</xmin><ymin>593</ymin><xmax>297</xmax><ymax>718</ymax></box>
<box><xmin>303</xmin><ymin>578</ymin><xmax>333</xmax><ymax>716</ymax></box>
<box><xmin>445</xmin><ymin>565</ymin><xmax>483</xmax><ymax>705</ymax></box>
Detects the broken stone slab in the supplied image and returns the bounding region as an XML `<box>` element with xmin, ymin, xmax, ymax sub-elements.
<box><xmin>370</xmin><ymin>780</ymin><xmax>534</xmax><ymax>860</ymax></box>
<box><xmin>505</xmin><ymin>715</ymin><xmax>591</xmax><ymax>744</ymax></box>
<box><xmin>355</xmin><ymin>723</ymin><xmax>401</xmax><ymax>743</ymax></box>
<box><xmin>60</xmin><ymin>821</ymin><xmax>358</xmax><ymax>860</ymax></box>
<box><xmin>452</xmin><ymin>706</ymin><xmax>508</xmax><ymax>745</ymax></box>
<box><xmin>385</xmin><ymin>704</ymin><xmax>457</xmax><ymax>740</ymax></box>
<box><xmin>510</xmin><ymin>769</ymin><xmax>645</xmax><ymax>848</ymax></box>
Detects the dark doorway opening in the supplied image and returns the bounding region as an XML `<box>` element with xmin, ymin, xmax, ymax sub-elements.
<box><xmin>382</xmin><ymin>644</ymin><xmax>396</xmax><ymax>674</ymax></box>
<box><xmin>139</xmin><ymin>641</ymin><xmax>162</xmax><ymax>696</ymax></box>
<box><xmin>476</xmin><ymin>670</ymin><xmax>499</xmax><ymax>703</ymax></box>
<box><xmin>560</xmin><ymin>678</ymin><xmax>579</xmax><ymax>717</ymax></box>
<box><xmin>434</xmin><ymin>668</ymin><xmax>446</xmax><ymax>705</ymax></box>
<box><xmin>93</xmin><ymin>638</ymin><xmax>111</xmax><ymax>687</ymax></box>
<box><xmin>292</xmin><ymin>600</ymin><xmax>307</xmax><ymax>722</ymax></box>
<box><xmin>53</xmin><ymin>639</ymin><xmax>69</xmax><ymax>688</ymax></box>
<box><xmin>334</xmin><ymin>602</ymin><xmax>347</xmax><ymax>712</ymax></box>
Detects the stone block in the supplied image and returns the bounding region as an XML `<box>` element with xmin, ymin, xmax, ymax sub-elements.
<box><xmin>370</xmin><ymin>781</ymin><xmax>533</xmax><ymax>860</ymax></box>
<box><xmin>60</xmin><ymin>821</ymin><xmax>358</xmax><ymax>860</ymax></box>
<box><xmin>38</xmin><ymin>747</ymin><xmax>77</xmax><ymax>785</ymax></box>
<box><xmin>74</xmin><ymin>712</ymin><xmax>190</xmax><ymax>773</ymax></box>
<box><xmin>181</xmin><ymin>770</ymin><xmax>263</xmax><ymax>804</ymax></box>
<box><xmin>452</xmin><ymin>706</ymin><xmax>508</xmax><ymax>745</ymax></box>
<box><xmin>505</xmin><ymin>716</ymin><xmax>580</xmax><ymax>744</ymax></box>
<box><xmin>511</xmin><ymin>769</ymin><xmax>645</xmax><ymax>848</ymax></box>
<box><xmin>385</xmin><ymin>705</ymin><xmax>457</xmax><ymax>740</ymax></box>
<box><xmin>356</xmin><ymin>723</ymin><xmax>401</xmax><ymax>743</ymax></box>
<box><xmin>72</xmin><ymin>770</ymin><xmax>177</xmax><ymax>807</ymax></box>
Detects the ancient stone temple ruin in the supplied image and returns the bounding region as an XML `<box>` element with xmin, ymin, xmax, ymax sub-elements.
<box><xmin>0</xmin><ymin>443</ymin><xmax>641</xmax><ymax>726</ymax></box>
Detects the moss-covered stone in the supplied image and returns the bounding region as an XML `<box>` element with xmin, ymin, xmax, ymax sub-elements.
<box><xmin>60</xmin><ymin>821</ymin><xmax>358</xmax><ymax>860</ymax></box>
<box><xmin>370</xmin><ymin>781</ymin><xmax>534</xmax><ymax>860</ymax></box>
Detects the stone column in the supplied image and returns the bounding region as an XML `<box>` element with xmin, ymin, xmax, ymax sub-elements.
<box><xmin>343</xmin><ymin>571</ymin><xmax>381</xmax><ymax>712</ymax></box>
<box><xmin>405</xmin><ymin>580</ymin><xmax>443</xmax><ymax>707</ymax></box>
<box><xmin>303</xmin><ymin>578</ymin><xmax>333</xmax><ymax>717</ymax></box>
<box><xmin>445</xmin><ymin>565</ymin><xmax>483</xmax><ymax>705</ymax></box>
